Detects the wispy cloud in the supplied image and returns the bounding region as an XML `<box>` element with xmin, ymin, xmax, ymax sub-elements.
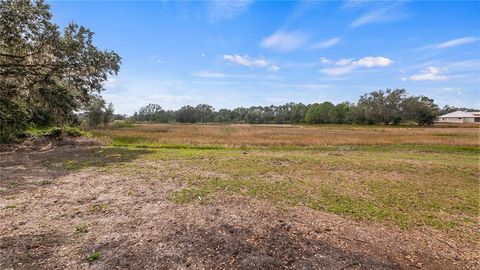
<box><xmin>223</xmin><ymin>54</ymin><xmax>279</xmax><ymax>71</ymax></box>
<box><xmin>420</xmin><ymin>37</ymin><xmax>480</xmax><ymax>50</ymax></box>
<box><xmin>192</xmin><ymin>70</ymin><xmax>271</xmax><ymax>79</ymax></box>
<box><xmin>260</xmin><ymin>30</ymin><xmax>308</xmax><ymax>52</ymax></box>
<box><xmin>437</xmin><ymin>87</ymin><xmax>464</xmax><ymax>96</ymax></box>
<box><xmin>320</xmin><ymin>57</ymin><xmax>332</xmax><ymax>64</ymax></box>
<box><xmin>320</xmin><ymin>56</ymin><xmax>393</xmax><ymax>76</ymax></box>
<box><xmin>341</xmin><ymin>0</ymin><xmax>369</xmax><ymax>10</ymax></box>
<box><xmin>262</xmin><ymin>82</ymin><xmax>332</xmax><ymax>90</ymax></box>
<box><xmin>270</xmin><ymin>64</ymin><xmax>280</xmax><ymax>72</ymax></box>
<box><xmin>404</xmin><ymin>66</ymin><xmax>448</xmax><ymax>81</ymax></box>
<box><xmin>320</xmin><ymin>65</ymin><xmax>356</xmax><ymax>76</ymax></box>
<box><xmin>207</xmin><ymin>0</ymin><xmax>254</xmax><ymax>22</ymax></box>
<box><xmin>350</xmin><ymin>4</ymin><xmax>409</xmax><ymax>28</ymax></box>
<box><xmin>192</xmin><ymin>71</ymin><xmax>227</xmax><ymax>78</ymax></box>
<box><xmin>335</xmin><ymin>58</ymin><xmax>353</xmax><ymax>66</ymax></box>
<box><xmin>310</xmin><ymin>37</ymin><xmax>341</xmax><ymax>49</ymax></box>
<box><xmin>445</xmin><ymin>59</ymin><xmax>480</xmax><ymax>71</ymax></box>
<box><xmin>149</xmin><ymin>55</ymin><xmax>164</xmax><ymax>64</ymax></box>
<box><xmin>436</xmin><ymin>37</ymin><xmax>479</xmax><ymax>48</ymax></box>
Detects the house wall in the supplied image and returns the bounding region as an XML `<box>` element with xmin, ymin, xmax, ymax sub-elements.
<box><xmin>436</xmin><ymin>117</ymin><xmax>466</xmax><ymax>123</ymax></box>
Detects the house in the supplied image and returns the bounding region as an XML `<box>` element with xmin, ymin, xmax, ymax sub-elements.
<box><xmin>436</xmin><ymin>111</ymin><xmax>480</xmax><ymax>123</ymax></box>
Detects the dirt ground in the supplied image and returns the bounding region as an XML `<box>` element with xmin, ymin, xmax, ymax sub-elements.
<box><xmin>1</xmin><ymin>145</ymin><xmax>478</xmax><ymax>269</ymax></box>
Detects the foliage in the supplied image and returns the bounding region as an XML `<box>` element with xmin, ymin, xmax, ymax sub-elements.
<box><xmin>129</xmin><ymin>89</ymin><xmax>452</xmax><ymax>126</ymax></box>
<box><xmin>0</xmin><ymin>0</ymin><xmax>120</xmax><ymax>142</ymax></box>
<box><xmin>357</xmin><ymin>89</ymin><xmax>406</xmax><ymax>125</ymax></box>
<box><xmin>401</xmin><ymin>96</ymin><xmax>438</xmax><ymax>125</ymax></box>
<box><xmin>438</xmin><ymin>105</ymin><xmax>479</xmax><ymax>115</ymax></box>
<box><xmin>22</xmin><ymin>126</ymin><xmax>86</xmax><ymax>138</ymax></box>
<box><xmin>82</xmin><ymin>97</ymin><xmax>115</xmax><ymax>128</ymax></box>
<box><xmin>305</xmin><ymin>102</ymin><xmax>335</xmax><ymax>124</ymax></box>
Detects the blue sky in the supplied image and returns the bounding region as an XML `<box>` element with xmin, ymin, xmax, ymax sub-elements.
<box><xmin>48</xmin><ymin>0</ymin><xmax>480</xmax><ymax>114</ymax></box>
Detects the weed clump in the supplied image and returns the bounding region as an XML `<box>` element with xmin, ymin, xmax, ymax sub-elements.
<box><xmin>86</xmin><ymin>251</ymin><xmax>101</xmax><ymax>262</ymax></box>
<box><xmin>75</xmin><ymin>224</ymin><xmax>89</xmax><ymax>233</ymax></box>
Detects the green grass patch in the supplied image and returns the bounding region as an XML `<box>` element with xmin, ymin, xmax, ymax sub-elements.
<box><xmin>164</xmin><ymin>146</ymin><xmax>479</xmax><ymax>231</ymax></box>
<box><xmin>22</xmin><ymin>126</ymin><xmax>88</xmax><ymax>138</ymax></box>
<box><xmin>86</xmin><ymin>251</ymin><xmax>101</xmax><ymax>263</ymax></box>
<box><xmin>75</xmin><ymin>223</ymin><xmax>89</xmax><ymax>233</ymax></box>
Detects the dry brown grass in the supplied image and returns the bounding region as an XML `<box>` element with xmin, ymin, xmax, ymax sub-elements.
<box><xmin>91</xmin><ymin>123</ymin><xmax>480</xmax><ymax>147</ymax></box>
<box><xmin>2</xmin><ymin>124</ymin><xmax>479</xmax><ymax>268</ymax></box>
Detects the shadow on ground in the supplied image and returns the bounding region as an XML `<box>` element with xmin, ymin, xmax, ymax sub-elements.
<box><xmin>0</xmin><ymin>220</ymin><xmax>400</xmax><ymax>270</ymax></box>
<box><xmin>0</xmin><ymin>146</ymin><xmax>151</xmax><ymax>196</ymax></box>
<box><xmin>0</xmin><ymin>232</ymin><xmax>65</xmax><ymax>269</ymax></box>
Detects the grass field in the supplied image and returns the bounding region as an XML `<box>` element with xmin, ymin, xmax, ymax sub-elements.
<box><xmin>1</xmin><ymin>123</ymin><xmax>479</xmax><ymax>269</ymax></box>
<box><xmin>90</xmin><ymin>124</ymin><xmax>480</xmax><ymax>231</ymax></box>
<box><xmin>92</xmin><ymin>123</ymin><xmax>480</xmax><ymax>147</ymax></box>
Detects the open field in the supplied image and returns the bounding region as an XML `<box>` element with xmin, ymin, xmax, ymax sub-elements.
<box><xmin>92</xmin><ymin>123</ymin><xmax>480</xmax><ymax>147</ymax></box>
<box><xmin>1</xmin><ymin>124</ymin><xmax>479</xmax><ymax>269</ymax></box>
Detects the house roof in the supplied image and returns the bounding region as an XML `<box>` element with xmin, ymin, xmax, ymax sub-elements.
<box><xmin>438</xmin><ymin>111</ymin><xmax>480</xmax><ymax>118</ymax></box>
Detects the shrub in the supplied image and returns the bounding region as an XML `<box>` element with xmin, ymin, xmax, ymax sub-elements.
<box><xmin>18</xmin><ymin>126</ymin><xmax>86</xmax><ymax>139</ymax></box>
<box><xmin>47</xmin><ymin>127</ymin><xmax>63</xmax><ymax>138</ymax></box>
<box><xmin>63</xmin><ymin>126</ymin><xmax>84</xmax><ymax>137</ymax></box>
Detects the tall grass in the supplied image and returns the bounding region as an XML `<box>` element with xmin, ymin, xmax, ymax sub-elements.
<box><xmin>91</xmin><ymin>123</ymin><xmax>480</xmax><ymax>148</ymax></box>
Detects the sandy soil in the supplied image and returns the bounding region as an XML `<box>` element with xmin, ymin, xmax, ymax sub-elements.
<box><xmin>1</xmin><ymin>145</ymin><xmax>478</xmax><ymax>269</ymax></box>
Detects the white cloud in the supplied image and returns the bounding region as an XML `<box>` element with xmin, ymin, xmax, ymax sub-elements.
<box><xmin>310</xmin><ymin>37</ymin><xmax>341</xmax><ymax>49</ymax></box>
<box><xmin>207</xmin><ymin>0</ymin><xmax>254</xmax><ymax>22</ymax></box>
<box><xmin>319</xmin><ymin>57</ymin><xmax>332</xmax><ymax>64</ymax></box>
<box><xmin>320</xmin><ymin>65</ymin><xmax>355</xmax><ymax>76</ymax></box>
<box><xmin>407</xmin><ymin>66</ymin><xmax>448</xmax><ymax>81</ymax></box>
<box><xmin>270</xmin><ymin>64</ymin><xmax>280</xmax><ymax>72</ymax></box>
<box><xmin>435</xmin><ymin>37</ymin><xmax>479</xmax><ymax>49</ymax></box>
<box><xmin>320</xmin><ymin>56</ymin><xmax>393</xmax><ymax>76</ymax></box>
<box><xmin>335</xmin><ymin>58</ymin><xmax>353</xmax><ymax>66</ymax></box>
<box><xmin>350</xmin><ymin>4</ymin><xmax>409</xmax><ymax>28</ymax></box>
<box><xmin>352</xmin><ymin>56</ymin><xmax>392</xmax><ymax>67</ymax></box>
<box><xmin>223</xmin><ymin>54</ymin><xmax>267</xmax><ymax>67</ymax></box>
<box><xmin>260</xmin><ymin>30</ymin><xmax>308</xmax><ymax>52</ymax></box>
<box><xmin>223</xmin><ymin>54</ymin><xmax>279</xmax><ymax>71</ymax></box>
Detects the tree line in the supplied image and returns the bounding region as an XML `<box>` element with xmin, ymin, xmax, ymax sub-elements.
<box><xmin>1</xmin><ymin>1</ymin><xmax>478</xmax><ymax>143</ymax></box>
<box><xmin>130</xmin><ymin>89</ymin><xmax>460</xmax><ymax>126</ymax></box>
<box><xmin>0</xmin><ymin>0</ymin><xmax>120</xmax><ymax>142</ymax></box>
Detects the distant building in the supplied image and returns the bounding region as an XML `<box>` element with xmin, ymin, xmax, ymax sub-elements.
<box><xmin>436</xmin><ymin>111</ymin><xmax>480</xmax><ymax>123</ymax></box>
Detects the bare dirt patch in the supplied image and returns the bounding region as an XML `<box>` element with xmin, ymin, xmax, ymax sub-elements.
<box><xmin>1</xmin><ymin>146</ymin><xmax>478</xmax><ymax>269</ymax></box>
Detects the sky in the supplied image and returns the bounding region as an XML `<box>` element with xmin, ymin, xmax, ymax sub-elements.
<box><xmin>48</xmin><ymin>0</ymin><xmax>480</xmax><ymax>115</ymax></box>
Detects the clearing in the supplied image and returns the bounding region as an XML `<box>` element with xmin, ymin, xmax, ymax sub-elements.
<box><xmin>1</xmin><ymin>124</ymin><xmax>479</xmax><ymax>269</ymax></box>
